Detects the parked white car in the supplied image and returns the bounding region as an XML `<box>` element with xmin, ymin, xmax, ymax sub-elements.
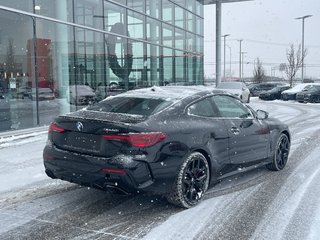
<box><xmin>216</xmin><ymin>81</ymin><xmax>250</xmax><ymax>103</ymax></box>
<box><xmin>29</xmin><ymin>88</ymin><xmax>55</xmax><ymax>101</ymax></box>
<box><xmin>67</xmin><ymin>85</ymin><xmax>96</xmax><ymax>105</ymax></box>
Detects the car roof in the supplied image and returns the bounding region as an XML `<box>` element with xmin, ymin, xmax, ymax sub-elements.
<box><xmin>113</xmin><ymin>86</ymin><xmax>225</xmax><ymax>101</ymax></box>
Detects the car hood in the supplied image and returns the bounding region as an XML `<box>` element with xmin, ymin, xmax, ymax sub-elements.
<box><xmin>259</xmin><ymin>90</ymin><xmax>269</xmax><ymax>95</ymax></box>
<box><xmin>282</xmin><ymin>89</ymin><xmax>300</xmax><ymax>94</ymax></box>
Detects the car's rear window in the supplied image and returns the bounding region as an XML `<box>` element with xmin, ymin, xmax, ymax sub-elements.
<box><xmin>87</xmin><ymin>97</ymin><xmax>173</xmax><ymax>116</ymax></box>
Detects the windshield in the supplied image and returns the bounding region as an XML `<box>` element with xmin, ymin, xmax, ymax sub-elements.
<box><xmin>269</xmin><ymin>87</ymin><xmax>281</xmax><ymax>93</ymax></box>
<box><xmin>308</xmin><ymin>85</ymin><xmax>320</xmax><ymax>92</ymax></box>
<box><xmin>302</xmin><ymin>85</ymin><xmax>314</xmax><ymax>91</ymax></box>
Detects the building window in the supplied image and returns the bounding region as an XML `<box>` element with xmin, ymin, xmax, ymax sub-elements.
<box><xmin>0</xmin><ymin>0</ymin><xmax>204</xmax><ymax>132</ymax></box>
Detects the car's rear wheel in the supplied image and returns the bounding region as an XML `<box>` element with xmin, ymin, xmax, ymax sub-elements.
<box><xmin>166</xmin><ymin>152</ymin><xmax>210</xmax><ymax>208</ymax></box>
<box><xmin>247</xmin><ymin>95</ymin><xmax>250</xmax><ymax>103</ymax></box>
<box><xmin>267</xmin><ymin>133</ymin><xmax>290</xmax><ymax>171</ymax></box>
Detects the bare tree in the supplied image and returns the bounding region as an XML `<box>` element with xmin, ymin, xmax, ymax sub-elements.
<box><xmin>253</xmin><ymin>58</ymin><xmax>265</xmax><ymax>83</ymax></box>
<box><xmin>285</xmin><ymin>44</ymin><xmax>307</xmax><ymax>87</ymax></box>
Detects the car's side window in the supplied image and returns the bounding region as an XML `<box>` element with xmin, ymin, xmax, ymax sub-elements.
<box><xmin>212</xmin><ymin>95</ymin><xmax>252</xmax><ymax>118</ymax></box>
<box><xmin>188</xmin><ymin>98</ymin><xmax>218</xmax><ymax>118</ymax></box>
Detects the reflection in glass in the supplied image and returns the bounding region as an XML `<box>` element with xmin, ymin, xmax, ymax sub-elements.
<box><xmin>146</xmin><ymin>0</ymin><xmax>160</xmax><ymax>18</ymax></box>
<box><xmin>128</xmin><ymin>10</ymin><xmax>144</xmax><ymax>40</ymax></box>
<box><xmin>104</xmin><ymin>1</ymin><xmax>126</xmax><ymax>31</ymax></box>
<box><xmin>175</xmin><ymin>28</ymin><xmax>184</xmax><ymax>50</ymax></box>
<box><xmin>147</xmin><ymin>17</ymin><xmax>160</xmax><ymax>44</ymax></box>
<box><xmin>35</xmin><ymin>17</ymin><xmax>73</xmax><ymax>121</ymax></box>
<box><xmin>0</xmin><ymin>0</ymin><xmax>205</xmax><ymax>133</ymax></box>
<box><xmin>112</xmin><ymin>0</ymin><xmax>127</xmax><ymax>5</ymax></box>
<box><xmin>163</xmin><ymin>23</ymin><xmax>173</xmax><ymax>47</ymax></box>
<box><xmin>128</xmin><ymin>0</ymin><xmax>145</xmax><ymax>13</ymax></box>
<box><xmin>0</xmin><ymin>11</ymin><xmax>36</xmax><ymax>130</ymax></box>
<box><xmin>74</xmin><ymin>0</ymin><xmax>103</xmax><ymax>30</ymax></box>
<box><xmin>147</xmin><ymin>44</ymin><xmax>159</xmax><ymax>85</ymax></box>
<box><xmin>187</xmin><ymin>12</ymin><xmax>194</xmax><ymax>32</ymax></box>
<box><xmin>34</xmin><ymin>0</ymin><xmax>73</xmax><ymax>22</ymax></box>
<box><xmin>162</xmin><ymin>0</ymin><xmax>173</xmax><ymax>24</ymax></box>
<box><xmin>0</xmin><ymin>0</ymin><xmax>33</xmax><ymax>13</ymax></box>
<box><xmin>163</xmin><ymin>48</ymin><xmax>173</xmax><ymax>85</ymax></box>
<box><xmin>175</xmin><ymin>5</ymin><xmax>184</xmax><ymax>28</ymax></box>
<box><xmin>175</xmin><ymin>50</ymin><xmax>184</xmax><ymax>83</ymax></box>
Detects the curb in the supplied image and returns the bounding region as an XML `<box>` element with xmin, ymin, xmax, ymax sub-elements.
<box><xmin>0</xmin><ymin>126</ymin><xmax>48</xmax><ymax>139</ymax></box>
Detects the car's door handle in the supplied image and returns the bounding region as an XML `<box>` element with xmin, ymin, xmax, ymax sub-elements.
<box><xmin>230</xmin><ymin>127</ymin><xmax>240</xmax><ymax>135</ymax></box>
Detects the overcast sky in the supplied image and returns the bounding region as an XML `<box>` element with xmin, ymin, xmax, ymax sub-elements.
<box><xmin>204</xmin><ymin>0</ymin><xmax>320</xmax><ymax>80</ymax></box>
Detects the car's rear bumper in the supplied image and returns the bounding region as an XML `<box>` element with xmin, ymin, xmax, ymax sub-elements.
<box><xmin>43</xmin><ymin>144</ymin><xmax>179</xmax><ymax>195</ymax></box>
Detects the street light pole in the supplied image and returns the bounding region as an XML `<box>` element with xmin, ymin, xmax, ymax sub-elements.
<box><xmin>222</xmin><ymin>34</ymin><xmax>230</xmax><ymax>81</ymax></box>
<box><xmin>215</xmin><ymin>1</ymin><xmax>222</xmax><ymax>87</ymax></box>
<box><xmin>226</xmin><ymin>45</ymin><xmax>232</xmax><ymax>78</ymax></box>
<box><xmin>241</xmin><ymin>51</ymin><xmax>247</xmax><ymax>79</ymax></box>
<box><xmin>238</xmin><ymin>39</ymin><xmax>243</xmax><ymax>81</ymax></box>
<box><xmin>295</xmin><ymin>15</ymin><xmax>312</xmax><ymax>82</ymax></box>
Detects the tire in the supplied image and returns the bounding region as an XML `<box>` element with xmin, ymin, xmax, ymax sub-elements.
<box><xmin>267</xmin><ymin>133</ymin><xmax>290</xmax><ymax>171</ymax></box>
<box><xmin>247</xmin><ymin>95</ymin><xmax>250</xmax><ymax>103</ymax></box>
<box><xmin>166</xmin><ymin>152</ymin><xmax>210</xmax><ymax>208</ymax></box>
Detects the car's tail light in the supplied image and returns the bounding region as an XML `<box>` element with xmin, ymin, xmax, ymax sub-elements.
<box><xmin>101</xmin><ymin>168</ymin><xmax>126</xmax><ymax>174</ymax></box>
<box><xmin>48</xmin><ymin>122</ymin><xmax>65</xmax><ymax>133</ymax></box>
<box><xmin>103</xmin><ymin>132</ymin><xmax>166</xmax><ymax>147</ymax></box>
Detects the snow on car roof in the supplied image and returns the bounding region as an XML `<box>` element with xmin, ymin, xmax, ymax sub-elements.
<box><xmin>109</xmin><ymin>85</ymin><xmax>218</xmax><ymax>101</ymax></box>
<box><xmin>283</xmin><ymin>83</ymin><xmax>320</xmax><ymax>93</ymax></box>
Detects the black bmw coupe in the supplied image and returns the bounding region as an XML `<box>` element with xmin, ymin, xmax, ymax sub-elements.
<box><xmin>43</xmin><ymin>86</ymin><xmax>291</xmax><ymax>208</ymax></box>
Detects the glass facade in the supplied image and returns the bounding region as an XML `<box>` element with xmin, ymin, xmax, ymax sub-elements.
<box><xmin>0</xmin><ymin>0</ymin><xmax>204</xmax><ymax>132</ymax></box>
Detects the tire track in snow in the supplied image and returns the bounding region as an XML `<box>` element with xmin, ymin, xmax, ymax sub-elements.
<box><xmin>1</xmin><ymin>100</ymin><xmax>320</xmax><ymax>240</ymax></box>
<box><xmin>250</xmin><ymin>144</ymin><xmax>320</xmax><ymax>240</ymax></box>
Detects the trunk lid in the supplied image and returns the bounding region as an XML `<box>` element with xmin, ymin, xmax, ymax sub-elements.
<box><xmin>51</xmin><ymin>110</ymin><xmax>147</xmax><ymax>157</ymax></box>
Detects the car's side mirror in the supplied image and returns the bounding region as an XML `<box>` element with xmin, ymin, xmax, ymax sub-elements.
<box><xmin>256</xmin><ymin>109</ymin><xmax>269</xmax><ymax>120</ymax></box>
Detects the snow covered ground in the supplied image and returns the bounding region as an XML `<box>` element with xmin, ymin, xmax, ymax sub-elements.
<box><xmin>1</xmin><ymin>98</ymin><xmax>320</xmax><ymax>240</ymax></box>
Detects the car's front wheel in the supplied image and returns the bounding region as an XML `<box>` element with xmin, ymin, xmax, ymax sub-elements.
<box><xmin>166</xmin><ymin>152</ymin><xmax>210</xmax><ymax>208</ymax></box>
<box><xmin>267</xmin><ymin>133</ymin><xmax>290</xmax><ymax>171</ymax></box>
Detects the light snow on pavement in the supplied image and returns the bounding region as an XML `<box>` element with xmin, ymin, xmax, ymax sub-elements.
<box><xmin>1</xmin><ymin>97</ymin><xmax>320</xmax><ymax>240</ymax></box>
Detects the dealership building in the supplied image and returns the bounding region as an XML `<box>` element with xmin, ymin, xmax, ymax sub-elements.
<box><xmin>0</xmin><ymin>0</ymin><xmax>205</xmax><ymax>133</ymax></box>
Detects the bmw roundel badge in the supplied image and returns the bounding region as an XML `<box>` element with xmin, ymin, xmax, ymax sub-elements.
<box><xmin>76</xmin><ymin>122</ymin><xmax>84</xmax><ymax>131</ymax></box>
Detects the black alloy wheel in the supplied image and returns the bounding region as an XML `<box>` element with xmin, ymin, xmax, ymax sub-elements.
<box><xmin>267</xmin><ymin>133</ymin><xmax>290</xmax><ymax>171</ymax></box>
<box><xmin>166</xmin><ymin>152</ymin><xmax>210</xmax><ymax>208</ymax></box>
